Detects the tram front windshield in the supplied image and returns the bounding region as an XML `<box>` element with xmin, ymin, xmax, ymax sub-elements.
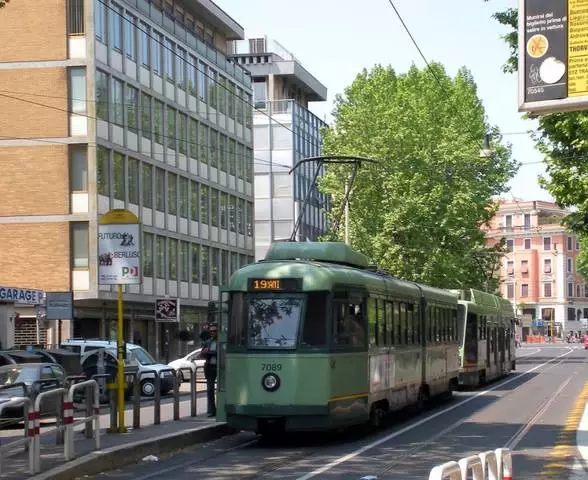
<box><xmin>248</xmin><ymin>297</ymin><xmax>303</xmax><ymax>348</ymax></box>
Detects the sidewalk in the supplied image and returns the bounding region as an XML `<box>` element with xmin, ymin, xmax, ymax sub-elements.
<box><xmin>0</xmin><ymin>387</ymin><xmax>230</xmax><ymax>479</ymax></box>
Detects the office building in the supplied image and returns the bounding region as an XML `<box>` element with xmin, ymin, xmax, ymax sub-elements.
<box><xmin>0</xmin><ymin>0</ymin><xmax>254</xmax><ymax>358</ymax></box>
<box><xmin>229</xmin><ymin>36</ymin><xmax>329</xmax><ymax>260</ymax></box>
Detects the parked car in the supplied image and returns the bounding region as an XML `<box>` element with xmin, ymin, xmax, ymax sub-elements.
<box><xmin>0</xmin><ymin>351</ymin><xmax>44</xmax><ymax>366</ymax></box>
<box><xmin>0</xmin><ymin>363</ymin><xmax>66</xmax><ymax>426</ymax></box>
<box><xmin>168</xmin><ymin>348</ymin><xmax>205</xmax><ymax>382</ymax></box>
<box><xmin>60</xmin><ymin>339</ymin><xmax>174</xmax><ymax>397</ymax></box>
<box><xmin>23</xmin><ymin>348</ymin><xmax>82</xmax><ymax>376</ymax></box>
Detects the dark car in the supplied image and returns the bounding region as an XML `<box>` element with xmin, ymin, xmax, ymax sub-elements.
<box><xmin>0</xmin><ymin>351</ymin><xmax>44</xmax><ymax>366</ymax></box>
<box><xmin>0</xmin><ymin>363</ymin><xmax>66</xmax><ymax>426</ymax></box>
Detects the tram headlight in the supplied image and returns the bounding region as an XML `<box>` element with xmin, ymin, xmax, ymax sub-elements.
<box><xmin>261</xmin><ymin>373</ymin><xmax>280</xmax><ymax>392</ymax></box>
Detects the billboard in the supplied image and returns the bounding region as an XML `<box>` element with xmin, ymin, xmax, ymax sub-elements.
<box><xmin>155</xmin><ymin>298</ymin><xmax>180</xmax><ymax>323</ymax></box>
<box><xmin>45</xmin><ymin>292</ymin><xmax>73</xmax><ymax>320</ymax></box>
<box><xmin>518</xmin><ymin>0</ymin><xmax>588</xmax><ymax>114</ymax></box>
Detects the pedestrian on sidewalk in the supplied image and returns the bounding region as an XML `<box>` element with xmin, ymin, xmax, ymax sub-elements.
<box><xmin>201</xmin><ymin>323</ymin><xmax>218</xmax><ymax>417</ymax></box>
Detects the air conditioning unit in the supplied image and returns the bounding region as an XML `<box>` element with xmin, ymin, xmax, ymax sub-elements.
<box><xmin>249</xmin><ymin>37</ymin><xmax>267</xmax><ymax>54</ymax></box>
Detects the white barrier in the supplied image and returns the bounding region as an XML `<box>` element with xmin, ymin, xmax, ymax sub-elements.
<box><xmin>33</xmin><ymin>387</ymin><xmax>67</xmax><ymax>473</ymax></box>
<box><xmin>0</xmin><ymin>397</ymin><xmax>34</xmax><ymax>475</ymax></box>
<box><xmin>429</xmin><ymin>448</ymin><xmax>513</xmax><ymax>480</ymax></box>
<box><xmin>65</xmin><ymin>379</ymin><xmax>100</xmax><ymax>460</ymax></box>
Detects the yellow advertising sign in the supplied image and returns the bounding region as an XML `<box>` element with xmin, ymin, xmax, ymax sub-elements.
<box><xmin>568</xmin><ymin>0</ymin><xmax>588</xmax><ymax>96</ymax></box>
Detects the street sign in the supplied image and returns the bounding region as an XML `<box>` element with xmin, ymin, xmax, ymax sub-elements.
<box><xmin>518</xmin><ymin>0</ymin><xmax>588</xmax><ymax>114</ymax></box>
<box><xmin>155</xmin><ymin>298</ymin><xmax>180</xmax><ymax>323</ymax></box>
<box><xmin>0</xmin><ymin>286</ymin><xmax>43</xmax><ymax>305</ymax></box>
<box><xmin>45</xmin><ymin>292</ymin><xmax>73</xmax><ymax>320</ymax></box>
<box><xmin>98</xmin><ymin>209</ymin><xmax>142</xmax><ymax>285</ymax></box>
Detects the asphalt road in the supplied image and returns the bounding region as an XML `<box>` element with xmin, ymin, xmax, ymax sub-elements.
<box><xmin>92</xmin><ymin>345</ymin><xmax>588</xmax><ymax>480</ymax></box>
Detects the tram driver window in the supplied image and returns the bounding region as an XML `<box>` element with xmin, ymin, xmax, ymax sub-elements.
<box><xmin>332</xmin><ymin>301</ymin><xmax>366</xmax><ymax>347</ymax></box>
<box><xmin>301</xmin><ymin>292</ymin><xmax>327</xmax><ymax>347</ymax></box>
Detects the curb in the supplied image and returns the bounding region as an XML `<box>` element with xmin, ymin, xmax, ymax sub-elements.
<box><xmin>30</xmin><ymin>422</ymin><xmax>235</xmax><ymax>480</ymax></box>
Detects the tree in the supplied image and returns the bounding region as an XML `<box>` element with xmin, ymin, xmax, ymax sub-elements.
<box><xmin>487</xmin><ymin>2</ymin><xmax>588</xmax><ymax>278</ymax></box>
<box><xmin>319</xmin><ymin>63</ymin><xmax>517</xmax><ymax>290</ymax></box>
<box><xmin>0</xmin><ymin>1</ymin><xmax>10</xmax><ymax>7</ymax></box>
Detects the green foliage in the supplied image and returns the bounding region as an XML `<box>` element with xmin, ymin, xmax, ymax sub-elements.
<box><xmin>0</xmin><ymin>0</ymin><xmax>10</xmax><ymax>7</ymax></box>
<box><xmin>487</xmin><ymin>1</ymin><xmax>588</xmax><ymax>278</ymax></box>
<box><xmin>319</xmin><ymin>63</ymin><xmax>517</xmax><ymax>291</ymax></box>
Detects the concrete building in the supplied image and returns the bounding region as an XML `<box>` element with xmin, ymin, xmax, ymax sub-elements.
<box><xmin>0</xmin><ymin>0</ymin><xmax>254</xmax><ymax>359</ymax></box>
<box><xmin>485</xmin><ymin>200</ymin><xmax>588</xmax><ymax>338</ymax></box>
<box><xmin>229</xmin><ymin>36</ymin><xmax>329</xmax><ymax>260</ymax></box>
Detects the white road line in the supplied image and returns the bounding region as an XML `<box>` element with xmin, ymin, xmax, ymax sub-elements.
<box><xmin>516</xmin><ymin>347</ymin><xmax>542</xmax><ymax>358</ymax></box>
<box><xmin>504</xmin><ymin>375</ymin><xmax>572</xmax><ymax>450</ymax></box>
<box><xmin>295</xmin><ymin>347</ymin><xmax>575</xmax><ymax>480</ymax></box>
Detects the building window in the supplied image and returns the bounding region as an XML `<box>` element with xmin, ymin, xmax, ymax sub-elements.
<box><xmin>112</xmin><ymin>78</ymin><xmax>123</xmax><ymax>126</ymax></box>
<box><xmin>69</xmin><ymin>145</ymin><xmax>87</xmax><ymax>191</ymax></box>
<box><xmin>567</xmin><ymin>257</ymin><xmax>573</xmax><ymax>273</ymax></box>
<box><xmin>191</xmin><ymin>243</ymin><xmax>199</xmax><ymax>283</ymax></box>
<box><xmin>543</xmin><ymin>237</ymin><xmax>551</xmax><ymax>251</ymax></box>
<box><xmin>139</xmin><ymin>21</ymin><xmax>150</xmax><ymax>66</ymax></box>
<box><xmin>109</xmin><ymin>2</ymin><xmax>122</xmax><ymax>51</ymax></box>
<box><xmin>201</xmin><ymin>245</ymin><xmax>209</xmax><ymax>284</ymax></box>
<box><xmin>229</xmin><ymin>196</ymin><xmax>236</xmax><ymax>233</ymax></box>
<box><xmin>71</xmin><ymin>222</ymin><xmax>89</xmax><ymax>268</ymax></box>
<box><xmin>189</xmin><ymin>119</ymin><xmax>198</xmax><ymax>159</ymax></box>
<box><xmin>544</xmin><ymin>258</ymin><xmax>552</xmax><ymax>273</ymax></box>
<box><xmin>143</xmin><ymin>232</ymin><xmax>153</xmax><ymax>277</ymax></box>
<box><xmin>167</xmin><ymin>106</ymin><xmax>176</xmax><ymax>150</ymax></box>
<box><xmin>524</xmin><ymin>213</ymin><xmax>531</xmax><ymax>229</ymax></box>
<box><xmin>94</xmin><ymin>0</ymin><xmax>106</xmax><ymax>41</ymax></box>
<box><xmin>190</xmin><ymin>181</ymin><xmax>199</xmax><ymax>222</ymax></box>
<box><xmin>113</xmin><ymin>152</ymin><xmax>124</xmax><ymax>201</ymax></box>
<box><xmin>521</xmin><ymin>284</ymin><xmax>529</xmax><ymax>297</ymax></box>
<box><xmin>577</xmin><ymin>284</ymin><xmax>582</xmax><ymax>298</ymax></box>
<box><xmin>126</xmin><ymin>85</ymin><xmax>138</xmax><ymax>133</ymax></box>
<box><xmin>156</xmin><ymin>236</ymin><xmax>165</xmax><ymax>279</ymax></box>
<box><xmin>165</xmin><ymin>38</ymin><xmax>174</xmax><ymax>82</ymax></box>
<box><xmin>178</xmin><ymin>113</ymin><xmax>187</xmax><ymax>155</ymax></box>
<box><xmin>585</xmin><ymin>284</ymin><xmax>588</xmax><ymax>298</ymax></box>
<box><xmin>246</xmin><ymin>202</ymin><xmax>253</xmax><ymax>236</ymax></box>
<box><xmin>524</xmin><ymin>238</ymin><xmax>531</xmax><ymax>249</ymax></box>
<box><xmin>208</xmin><ymin>69</ymin><xmax>217</xmax><ymax>109</ymax></box>
<box><xmin>154</xmin><ymin>100</ymin><xmax>163</xmax><ymax>145</ymax></box>
<box><xmin>69</xmin><ymin>67</ymin><xmax>87</xmax><ymax>114</ymax></box>
<box><xmin>199</xmin><ymin>124</ymin><xmax>208</xmax><ymax>163</ymax></box>
<box><xmin>168</xmin><ymin>238</ymin><xmax>177</xmax><ymax>281</ymax></box>
<box><xmin>179</xmin><ymin>177</ymin><xmax>188</xmax><ymax>219</ymax></box>
<box><xmin>177</xmin><ymin>47</ymin><xmax>186</xmax><ymax>89</ymax></box>
<box><xmin>568</xmin><ymin>307</ymin><xmax>576</xmax><ymax>321</ymax></box>
<box><xmin>219</xmin><ymin>192</ymin><xmax>226</xmax><ymax>229</ymax></box>
<box><xmin>568</xmin><ymin>236</ymin><xmax>573</xmax><ymax>251</ymax></box>
<box><xmin>238</xmin><ymin>198</ymin><xmax>244</xmax><ymax>235</ymax></box>
<box><xmin>197</xmin><ymin>61</ymin><xmax>207</xmax><ymax>101</ymax></box>
<box><xmin>521</xmin><ymin>260</ymin><xmax>528</xmax><ymax>274</ymax></box>
<box><xmin>188</xmin><ymin>55</ymin><xmax>197</xmax><ymax>96</ymax></box>
<box><xmin>167</xmin><ymin>172</ymin><xmax>177</xmax><ymax>215</ymax></box>
<box><xmin>507</xmin><ymin>260</ymin><xmax>514</xmax><ymax>275</ymax></box>
<box><xmin>156</xmin><ymin>168</ymin><xmax>165</xmax><ymax>212</ymax></box>
<box><xmin>253</xmin><ymin>78</ymin><xmax>267</xmax><ymax>108</ymax></box>
<box><xmin>568</xmin><ymin>282</ymin><xmax>574</xmax><ymax>297</ymax></box>
<box><xmin>209</xmin><ymin>130</ymin><xmax>217</xmax><ymax>168</ymax></box>
<box><xmin>506</xmin><ymin>284</ymin><xmax>514</xmax><ymax>299</ymax></box>
<box><xmin>124</xmin><ymin>12</ymin><xmax>136</xmax><ymax>60</ymax></box>
<box><xmin>221</xmin><ymin>250</ymin><xmax>229</xmax><ymax>285</ymax></box>
<box><xmin>179</xmin><ymin>241</ymin><xmax>188</xmax><ymax>282</ymax></box>
<box><xmin>200</xmin><ymin>185</ymin><xmax>209</xmax><ymax>224</ymax></box>
<box><xmin>152</xmin><ymin>32</ymin><xmax>162</xmax><ymax>75</ymax></box>
<box><xmin>217</xmin><ymin>76</ymin><xmax>226</xmax><ymax>114</ymax></box>
<box><xmin>96</xmin><ymin>146</ymin><xmax>109</xmax><ymax>196</ymax></box>
<box><xmin>544</xmin><ymin>282</ymin><xmax>552</xmax><ymax>297</ymax></box>
<box><xmin>210</xmin><ymin>189</ymin><xmax>218</xmax><ymax>227</ymax></box>
<box><xmin>211</xmin><ymin>248</ymin><xmax>219</xmax><ymax>286</ymax></box>
<box><xmin>141</xmin><ymin>93</ymin><xmax>151</xmax><ymax>140</ymax></box>
<box><xmin>219</xmin><ymin>135</ymin><xmax>227</xmax><ymax>172</ymax></box>
<box><xmin>96</xmin><ymin>70</ymin><xmax>108</xmax><ymax>122</ymax></box>
<box><xmin>128</xmin><ymin>157</ymin><xmax>139</xmax><ymax>205</ymax></box>
<box><xmin>142</xmin><ymin>163</ymin><xmax>152</xmax><ymax>209</ymax></box>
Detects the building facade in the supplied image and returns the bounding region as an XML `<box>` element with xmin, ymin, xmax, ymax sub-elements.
<box><xmin>486</xmin><ymin>200</ymin><xmax>588</xmax><ymax>338</ymax></box>
<box><xmin>229</xmin><ymin>36</ymin><xmax>329</xmax><ymax>260</ymax></box>
<box><xmin>0</xmin><ymin>0</ymin><xmax>254</xmax><ymax>359</ymax></box>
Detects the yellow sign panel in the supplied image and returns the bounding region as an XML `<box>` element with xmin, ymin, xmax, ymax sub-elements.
<box><xmin>568</xmin><ymin>0</ymin><xmax>588</xmax><ymax>97</ymax></box>
<box><xmin>98</xmin><ymin>208</ymin><xmax>140</xmax><ymax>225</ymax></box>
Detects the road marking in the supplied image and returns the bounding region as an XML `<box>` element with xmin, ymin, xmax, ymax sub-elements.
<box><xmin>504</xmin><ymin>375</ymin><xmax>572</xmax><ymax>450</ymax></box>
<box><xmin>540</xmin><ymin>382</ymin><xmax>588</xmax><ymax>478</ymax></box>
<box><xmin>295</xmin><ymin>347</ymin><xmax>574</xmax><ymax>480</ymax></box>
<box><xmin>516</xmin><ymin>347</ymin><xmax>541</xmax><ymax>357</ymax></box>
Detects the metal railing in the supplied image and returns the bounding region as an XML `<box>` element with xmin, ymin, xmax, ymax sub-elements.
<box><xmin>428</xmin><ymin>448</ymin><xmax>513</xmax><ymax>480</ymax></box>
<box><xmin>0</xmin><ymin>397</ymin><xmax>34</xmax><ymax>475</ymax></box>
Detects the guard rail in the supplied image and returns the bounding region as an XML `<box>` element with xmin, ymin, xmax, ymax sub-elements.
<box><xmin>428</xmin><ymin>448</ymin><xmax>513</xmax><ymax>480</ymax></box>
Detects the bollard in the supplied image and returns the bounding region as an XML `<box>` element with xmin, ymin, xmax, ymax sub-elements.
<box><xmin>85</xmin><ymin>383</ymin><xmax>94</xmax><ymax>438</ymax></box>
<box><xmin>55</xmin><ymin>389</ymin><xmax>65</xmax><ymax>445</ymax></box>
<box><xmin>428</xmin><ymin>461</ymin><xmax>461</xmax><ymax>480</ymax></box>
<box><xmin>154</xmin><ymin>374</ymin><xmax>161</xmax><ymax>425</ymax></box>
<box><xmin>108</xmin><ymin>386</ymin><xmax>117</xmax><ymax>432</ymax></box>
<box><xmin>495</xmin><ymin>448</ymin><xmax>513</xmax><ymax>480</ymax></box>
<box><xmin>479</xmin><ymin>450</ymin><xmax>499</xmax><ymax>480</ymax></box>
<box><xmin>133</xmin><ymin>372</ymin><xmax>141</xmax><ymax>429</ymax></box>
<box><xmin>173</xmin><ymin>371</ymin><xmax>180</xmax><ymax>421</ymax></box>
<box><xmin>458</xmin><ymin>455</ymin><xmax>484</xmax><ymax>480</ymax></box>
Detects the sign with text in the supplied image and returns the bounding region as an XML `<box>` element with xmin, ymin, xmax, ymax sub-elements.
<box><xmin>519</xmin><ymin>0</ymin><xmax>588</xmax><ymax>113</ymax></box>
<box><xmin>155</xmin><ymin>298</ymin><xmax>180</xmax><ymax>323</ymax></box>
<box><xmin>0</xmin><ymin>286</ymin><xmax>43</xmax><ymax>305</ymax></box>
<box><xmin>45</xmin><ymin>291</ymin><xmax>73</xmax><ymax>320</ymax></box>
<box><xmin>98</xmin><ymin>209</ymin><xmax>142</xmax><ymax>285</ymax></box>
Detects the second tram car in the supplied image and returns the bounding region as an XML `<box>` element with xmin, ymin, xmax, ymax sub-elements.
<box><xmin>455</xmin><ymin>289</ymin><xmax>517</xmax><ymax>387</ymax></box>
<box><xmin>221</xmin><ymin>242</ymin><xmax>460</xmax><ymax>433</ymax></box>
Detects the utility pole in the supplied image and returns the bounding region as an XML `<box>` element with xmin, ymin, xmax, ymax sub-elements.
<box><xmin>344</xmin><ymin>178</ymin><xmax>350</xmax><ymax>245</ymax></box>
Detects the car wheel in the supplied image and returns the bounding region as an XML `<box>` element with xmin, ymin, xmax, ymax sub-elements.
<box><xmin>140</xmin><ymin>379</ymin><xmax>155</xmax><ymax>397</ymax></box>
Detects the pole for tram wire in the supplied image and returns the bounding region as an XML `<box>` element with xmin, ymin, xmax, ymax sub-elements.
<box><xmin>98</xmin><ymin>208</ymin><xmax>142</xmax><ymax>434</ymax></box>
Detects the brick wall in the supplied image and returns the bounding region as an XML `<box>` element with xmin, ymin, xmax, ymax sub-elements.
<box><xmin>0</xmin><ymin>68</ymin><xmax>68</xmax><ymax>139</ymax></box>
<box><xmin>0</xmin><ymin>145</ymin><xmax>70</xmax><ymax>216</ymax></box>
<box><xmin>14</xmin><ymin>319</ymin><xmax>47</xmax><ymax>348</ymax></box>
<box><xmin>0</xmin><ymin>223</ymin><xmax>71</xmax><ymax>292</ymax></box>
<box><xmin>0</xmin><ymin>0</ymin><xmax>67</xmax><ymax>62</ymax></box>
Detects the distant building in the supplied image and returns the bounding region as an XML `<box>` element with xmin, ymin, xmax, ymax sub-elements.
<box><xmin>229</xmin><ymin>36</ymin><xmax>330</xmax><ymax>260</ymax></box>
<box><xmin>485</xmin><ymin>200</ymin><xmax>588</xmax><ymax>338</ymax></box>
<box><xmin>0</xmin><ymin>0</ymin><xmax>254</xmax><ymax>358</ymax></box>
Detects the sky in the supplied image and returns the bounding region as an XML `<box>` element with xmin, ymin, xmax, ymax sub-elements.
<box><xmin>215</xmin><ymin>0</ymin><xmax>553</xmax><ymax>203</ymax></box>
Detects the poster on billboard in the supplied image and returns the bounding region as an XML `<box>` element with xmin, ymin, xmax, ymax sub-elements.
<box><xmin>98</xmin><ymin>210</ymin><xmax>142</xmax><ymax>285</ymax></box>
<box><xmin>155</xmin><ymin>298</ymin><xmax>180</xmax><ymax>323</ymax></box>
<box><xmin>518</xmin><ymin>0</ymin><xmax>588</xmax><ymax>114</ymax></box>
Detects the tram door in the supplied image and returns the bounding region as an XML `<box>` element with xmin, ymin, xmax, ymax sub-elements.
<box><xmin>216</xmin><ymin>290</ymin><xmax>229</xmax><ymax>422</ymax></box>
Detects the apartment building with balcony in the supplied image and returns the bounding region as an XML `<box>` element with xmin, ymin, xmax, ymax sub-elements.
<box><xmin>229</xmin><ymin>36</ymin><xmax>329</xmax><ymax>260</ymax></box>
<box><xmin>485</xmin><ymin>200</ymin><xmax>588</xmax><ymax>338</ymax></box>
<box><xmin>0</xmin><ymin>0</ymin><xmax>254</xmax><ymax>358</ymax></box>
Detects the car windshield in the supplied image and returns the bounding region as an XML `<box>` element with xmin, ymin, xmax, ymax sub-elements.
<box><xmin>129</xmin><ymin>347</ymin><xmax>156</xmax><ymax>365</ymax></box>
<box><xmin>247</xmin><ymin>297</ymin><xmax>303</xmax><ymax>348</ymax></box>
<box><xmin>0</xmin><ymin>366</ymin><xmax>37</xmax><ymax>386</ymax></box>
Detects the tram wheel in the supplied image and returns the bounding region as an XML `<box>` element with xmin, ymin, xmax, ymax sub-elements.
<box><xmin>369</xmin><ymin>403</ymin><xmax>386</xmax><ymax>429</ymax></box>
<box><xmin>417</xmin><ymin>387</ymin><xmax>430</xmax><ymax>411</ymax></box>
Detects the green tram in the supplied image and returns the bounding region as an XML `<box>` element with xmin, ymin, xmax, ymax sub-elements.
<box><xmin>454</xmin><ymin>289</ymin><xmax>517</xmax><ymax>387</ymax></box>
<box><xmin>219</xmin><ymin>242</ymin><xmax>460</xmax><ymax>433</ymax></box>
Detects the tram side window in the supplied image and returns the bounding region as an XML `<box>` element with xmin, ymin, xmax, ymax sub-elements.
<box><xmin>301</xmin><ymin>292</ymin><xmax>327</xmax><ymax>347</ymax></box>
<box><xmin>406</xmin><ymin>303</ymin><xmax>413</xmax><ymax>345</ymax></box>
<box><xmin>385</xmin><ymin>301</ymin><xmax>394</xmax><ymax>345</ymax></box>
<box><xmin>367</xmin><ymin>298</ymin><xmax>377</xmax><ymax>345</ymax></box>
<box><xmin>394</xmin><ymin>302</ymin><xmax>401</xmax><ymax>345</ymax></box>
<box><xmin>228</xmin><ymin>292</ymin><xmax>245</xmax><ymax>346</ymax></box>
<box><xmin>399</xmin><ymin>302</ymin><xmax>407</xmax><ymax>344</ymax></box>
<box><xmin>332</xmin><ymin>301</ymin><xmax>366</xmax><ymax>348</ymax></box>
<box><xmin>413</xmin><ymin>303</ymin><xmax>420</xmax><ymax>344</ymax></box>
<box><xmin>448</xmin><ymin>309</ymin><xmax>455</xmax><ymax>342</ymax></box>
<box><xmin>377</xmin><ymin>298</ymin><xmax>385</xmax><ymax>346</ymax></box>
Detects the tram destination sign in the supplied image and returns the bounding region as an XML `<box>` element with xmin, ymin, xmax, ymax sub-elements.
<box><xmin>248</xmin><ymin>278</ymin><xmax>301</xmax><ymax>292</ymax></box>
<box><xmin>518</xmin><ymin>0</ymin><xmax>588</xmax><ymax>114</ymax></box>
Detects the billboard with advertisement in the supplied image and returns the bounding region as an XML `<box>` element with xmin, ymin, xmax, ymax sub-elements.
<box><xmin>519</xmin><ymin>0</ymin><xmax>588</xmax><ymax>114</ymax></box>
<box><xmin>98</xmin><ymin>223</ymin><xmax>141</xmax><ymax>285</ymax></box>
<box><xmin>155</xmin><ymin>298</ymin><xmax>180</xmax><ymax>323</ymax></box>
